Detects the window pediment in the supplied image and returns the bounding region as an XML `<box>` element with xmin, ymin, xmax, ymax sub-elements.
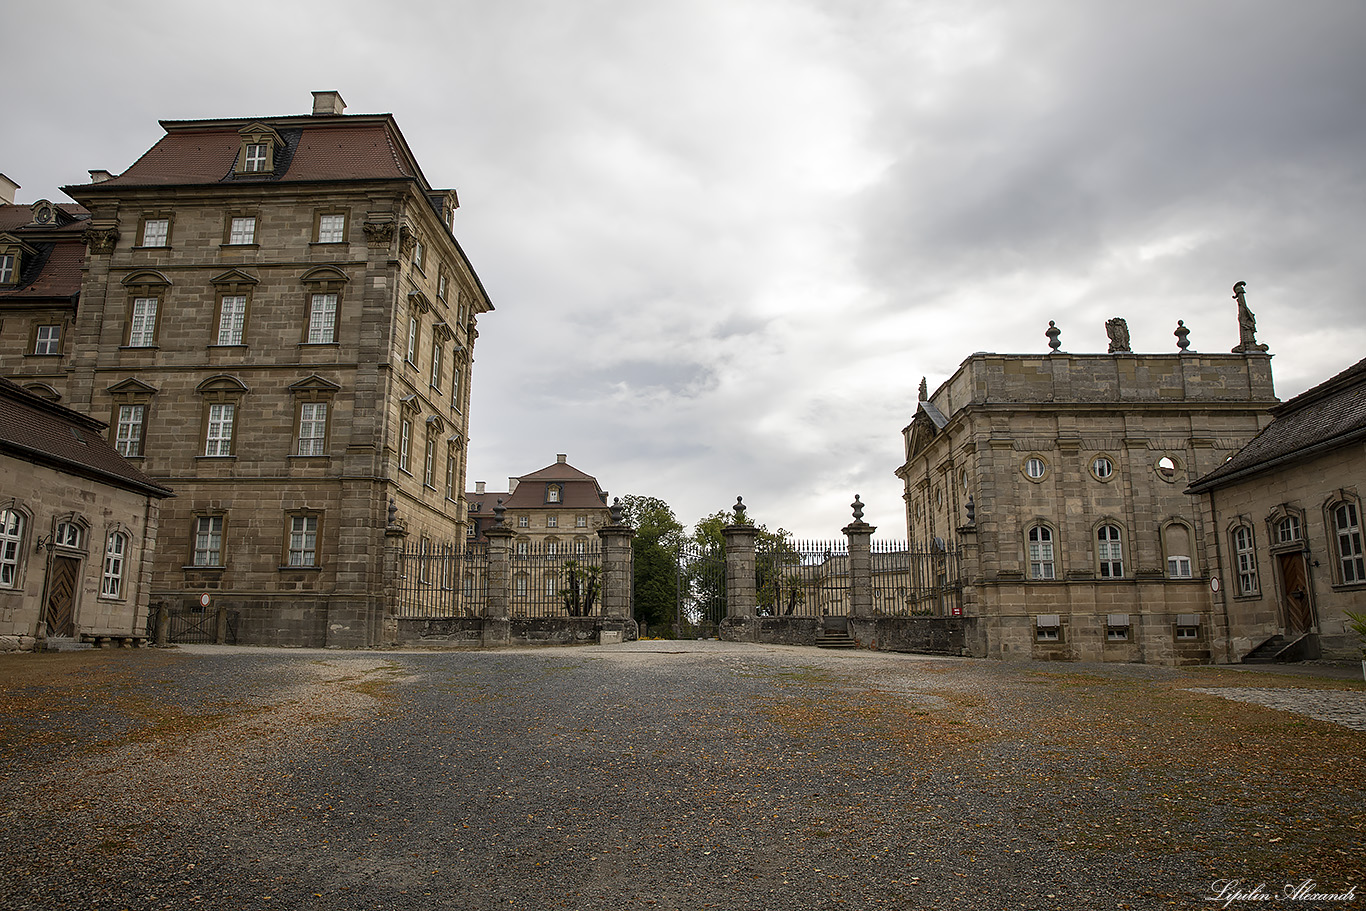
<box><xmin>301</xmin><ymin>266</ymin><xmax>348</xmax><ymax>291</ymax></box>
<box><xmin>107</xmin><ymin>377</ymin><xmax>158</xmax><ymax>398</ymax></box>
<box><xmin>121</xmin><ymin>270</ymin><xmax>172</xmax><ymax>289</ymax></box>
<box><xmin>196</xmin><ymin>374</ymin><xmax>249</xmax><ymax>397</ymax></box>
<box><xmin>408</xmin><ymin>290</ymin><xmax>431</xmax><ymax>314</ymax></box>
<box><xmin>210</xmin><ymin>268</ymin><xmax>259</xmax><ymax>289</ymax></box>
<box><xmin>288</xmin><ymin>374</ymin><xmax>341</xmax><ymax>397</ymax></box>
<box><xmin>235</xmin><ymin>124</ymin><xmax>285</xmax><ymax>175</ymax></box>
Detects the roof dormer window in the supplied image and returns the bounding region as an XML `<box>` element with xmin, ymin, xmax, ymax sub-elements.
<box><xmin>0</xmin><ymin>236</ymin><xmax>34</xmax><ymax>285</ymax></box>
<box><xmin>235</xmin><ymin>123</ymin><xmax>284</xmax><ymax>176</ymax></box>
<box><xmin>0</xmin><ymin>252</ymin><xmax>14</xmax><ymax>285</ymax></box>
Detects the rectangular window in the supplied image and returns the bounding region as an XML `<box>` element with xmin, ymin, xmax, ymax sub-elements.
<box><xmin>424</xmin><ymin>437</ymin><xmax>436</xmax><ymax>487</ymax></box>
<box><xmin>438</xmin><ymin>273</ymin><xmax>447</xmax><ymax>300</ymax></box>
<box><xmin>194</xmin><ymin>516</ymin><xmax>223</xmax><ymax>566</ymax></box>
<box><xmin>0</xmin><ymin>253</ymin><xmax>14</xmax><ymax>284</ymax></box>
<box><xmin>116</xmin><ymin>405</ymin><xmax>145</xmax><ymax>457</ymax></box>
<box><xmin>141</xmin><ymin>218</ymin><xmax>169</xmax><ymax>247</ymax></box>
<box><xmin>1028</xmin><ymin>527</ymin><xmax>1055</xmax><ymax>580</ymax></box>
<box><xmin>244</xmin><ymin>143</ymin><xmax>268</xmax><ymax>172</ymax></box>
<box><xmin>548</xmin><ymin>515</ymin><xmax>558</xmax><ymax>528</ymax></box>
<box><xmin>518</xmin><ymin>516</ymin><xmax>529</xmax><ymax>528</ymax></box>
<box><xmin>288</xmin><ymin>516</ymin><xmax>318</xmax><ymax>567</ymax></box>
<box><xmin>1097</xmin><ymin>526</ymin><xmax>1123</xmax><ymax>579</ymax></box>
<box><xmin>317</xmin><ymin>214</ymin><xmax>346</xmax><ymax>243</ymax></box>
<box><xmin>1176</xmin><ymin>626</ymin><xmax>1199</xmax><ymax>640</ymax></box>
<box><xmin>446</xmin><ymin>449</ymin><xmax>457</xmax><ymax>499</ymax></box>
<box><xmin>307</xmin><ymin>293</ymin><xmax>337</xmax><ymax>344</ymax></box>
<box><xmin>0</xmin><ymin>509</ymin><xmax>24</xmax><ymax>588</ymax></box>
<box><xmin>205</xmin><ymin>403</ymin><xmax>235</xmax><ymax>456</ymax></box>
<box><xmin>1234</xmin><ymin>526</ymin><xmax>1258</xmax><ymax>595</ymax></box>
<box><xmin>406</xmin><ymin>316</ymin><xmax>418</xmax><ymax>364</ymax></box>
<box><xmin>400</xmin><ymin>418</ymin><xmax>412</xmax><ymax>472</ymax></box>
<box><xmin>216</xmin><ymin>295</ymin><xmax>247</xmax><ymax>345</ymax></box>
<box><xmin>101</xmin><ymin>533</ymin><xmax>126</xmax><ymax>598</ymax></box>
<box><xmin>430</xmin><ymin>341</ymin><xmax>443</xmax><ymax>389</ymax></box>
<box><xmin>413</xmin><ymin>239</ymin><xmax>425</xmax><ymax>270</ymax></box>
<box><xmin>1335</xmin><ymin>502</ymin><xmax>1365</xmax><ymax>584</ymax></box>
<box><xmin>576</xmin><ymin>516</ymin><xmax>587</xmax><ymax>528</ymax></box>
<box><xmin>34</xmin><ymin>324</ymin><xmax>61</xmax><ymax>355</ymax></box>
<box><xmin>129</xmin><ymin>298</ymin><xmax>158</xmax><ymax>346</ymax></box>
<box><xmin>452</xmin><ymin>368</ymin><xmax>462</xmax><ymax>412</ymax></box>
<box><xmin>1167</xmin><ymin>556</ymin><xmax>1193</xmax><ymax>579</ymax></box>
<box><xmin>297</xmin><ymin>402</ymin><xmax>327</xmax><ymax>456</ymax></box>
<box><xmin>228</xmin><ymin>216</ymin><xmax>256</xmax><ymax>245</ymax></box>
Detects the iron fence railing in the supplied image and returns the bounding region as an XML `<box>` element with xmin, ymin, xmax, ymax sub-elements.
<box><xmin>510</xmin><ymin>543</ymin><xmax>603</xmax><ymax>618</ymax></box>
<box><xmin>393</xmin><ymin>542</ymin><xmax>487</xmax><ymax>619</ymax></box>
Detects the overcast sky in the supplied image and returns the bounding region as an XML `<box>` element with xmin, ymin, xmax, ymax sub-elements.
<box><xmin>7</xmin><ymin>1</ymin><xmax>1364</xmax><ymax>538</ymax></box>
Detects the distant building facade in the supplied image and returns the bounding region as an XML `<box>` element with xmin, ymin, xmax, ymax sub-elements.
<box><xmin>0</xmin><ymin>92</ymin><xmax>493</xmax><ymax>647</ymax></box>
<box><xmin>0</xmin><ymin>377</ymin><xmax>173</xmax><ymax>647</ymax></box>
<box><xmin>898</xmin><ymin>309</ymin><xmax>1277</xmax><ymax>665</ymax></box>
<box><xmin>1188</xmin><ymin>356</ymin><xmax>1366</xmax><ymax>661</ymax></box>
<box><xmin>467</xmin><ymin>455</ymin><xmax>612</xmax><ymax>555</ymax></box>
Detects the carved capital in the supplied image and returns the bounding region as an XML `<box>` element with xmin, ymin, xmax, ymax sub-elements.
<box><xmin>83</xmin><ymin>226</ymin><xmax>119</xmax><ymax>255</ymax></box>
<box><xmin>362</xmin><ymin>221</ymin><xmax>396</xmax><ymax>247</ymax></box>
<box><xmin>397</xmin><ymin>224</ymin><xmax>416</xmax><ymax>259</ymax></box>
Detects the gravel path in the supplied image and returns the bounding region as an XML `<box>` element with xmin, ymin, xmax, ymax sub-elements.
<box><xmin>0</xmin><ymin>642</ymin><xmax>1361</xmax><ymax>910</ymax></box>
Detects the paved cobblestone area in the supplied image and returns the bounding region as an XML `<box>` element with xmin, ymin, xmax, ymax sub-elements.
<box><xmin>1187</xmin><ymin>686</ymin><xmax>1366</xmax><ymax>732</ymax></box>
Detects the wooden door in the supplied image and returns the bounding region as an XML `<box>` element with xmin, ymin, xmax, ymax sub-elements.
<box><xmin>44</xmin><ymin>556</ymin><xmax>80</xmax><ymax>637</ymax></box>
<box><xmin>1277</xmin><ymin>552</ymin><xmax>1313</xmax><ymax>633</ymax></box>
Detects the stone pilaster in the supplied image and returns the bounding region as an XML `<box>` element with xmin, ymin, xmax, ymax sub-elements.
<box><xmin>597</xmin><ymin>522</ymin><xmax>635</xmax><ymax>621</ymax></box>
<box><xmin>722</xmin><ymin>524</ymin><xmax>757</xmax><ymax>620</ymax></box>
<box><xmin>843</xmin><ymin>520</ymin><xmax>876</xmax><ymax>618</ymax></box>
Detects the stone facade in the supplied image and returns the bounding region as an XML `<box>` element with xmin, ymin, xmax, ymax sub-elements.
<box><xmin>1188</xmin><ymin>357</ymin><xmax>1366</xmax><ymax>661</ymax></box>
<box><xmin>898</xmin><ymin>318</ymin><xmax>1278</xmax><ymax>665</ymax></box>
<box><xmin>467</xmin><ymin>454</ymin><xmax>612</xmax><ymax>553</ymax></box>
<box><xmin>0</xmin><ymin>378</ymin><xmax>171</xmax><ymax>646</ymax></box>
<box><xmin>0</xmin><ymin>92</ymin><xmax>493</xmax><ymax>647</ymax></box>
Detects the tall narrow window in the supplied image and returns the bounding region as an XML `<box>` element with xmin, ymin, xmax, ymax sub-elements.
<box><xmin>430</xmin><ymin>341</ymin><xmax>443</xmax><ymax>389</ymax></box>
<box><xmin>129</xmin><ymin>298</ymin><xmax>159</xmax><ymax>346</ymax></box>
<box><xmin>399</xmin><ymin>418</ymin><xmax>412</xmax><ymax>472</ymax></box>
<box><xmin>216</xmin><ymin>295</ymin><xmax>247</xmax><ymax>345</ymax></box>
<box><xmin>1028</xmin><ymin>525</ymin><xmax>1055</xmax><ymax>580</ymax></box>
<box><xmin>0</xmin><ymin>253</ymin><xmax>14</xmax><ymax>284</ymax></box>
<box><xmin>297</xmin><ymin>403</ymin><xmax>328</xmax><ymax>456</ymax></box>
<box><xmin>1097</xmin><ymin>525</ymin><xmax>1123</xmax><ymax>578</ymax></box>
<box><xmin>1233</xmin><ymin>525</ymin><xmax>1258</xmax><ymax>595</ymax></box>
<box><xmin>452</xmin><ymin>367</ymin><xmax>462</xmax><ymax>412</ymax></box>
<box><xmin>289</xmin><ymin>516</ymin><xmax>318</xmax><ymax>567</ymax></box>
<box><xmin>1164</xmin><ymin>523</ymin><xmax>1194</xmax><ymax>579</ymax></box>
<box><xmin>445</xmin><ymin>446</ymin><xmax>457</xmax><ymax>499</ymax></box>
<box><xmin>194</xmin><ymin>516</ymin><xmax>223</xmax><ymax>566</ymax></box>
<box><xmin>0</xmin><ymin>509</ymin><xmax>24</xmax><ymax>588</ymax></box>
<box><xmin>406</xmin><ymin>315</ymin><xmax>419</xmax><ymax>364</ymax></box>
<box><xmin>205</xmin><ymin>403</ymin><xmax>235</xmax><ymax>456</ymax></box>
<box><xmin>1334</xmin><ymin>502</ymin><xmax>1365</xmax><ymax>584</ymax></box>
<box><xmin>228</xmin><ymin>216</ymin><xmax>256</xmax><ymax>245</ymax></box>
<box><xmin>424</xmin><ymin>435</ymin><xmax>436</xmax><ymax>488</ymax></box>
<box><xmin>116</xmin><ymin>405</ymin><xmax>145</xmax><ymax>457</ymax></box>
<box><xmin>307</xmin><ymin>293</ymin><xmax>337</xmax><ymax>344</ymax></box>
<box><xmin>34</xmin><ymin>325</ymin><xmax>61</xmax><ymax>355</ymax></box>
<box><xmin>101</xmin><ymin>532</ymin><xmax>127</xmax><ymax>598</ymax></box>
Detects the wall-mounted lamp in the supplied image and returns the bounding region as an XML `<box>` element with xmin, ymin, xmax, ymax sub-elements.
<box><xmin>34</xmin><ymin>533</ymin><xmax>54</xmax><ymax>553</ymax></box>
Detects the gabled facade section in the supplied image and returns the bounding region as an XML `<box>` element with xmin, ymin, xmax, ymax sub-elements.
<box><xmin>1188</xmin><ymin>356</ymin><xmax>1366</xmax><ymax>661</ymax></box>
<box><xmin>467</xmin><ymin>455</ymin><xmax>612</xmax><ymax>555</ymax></box>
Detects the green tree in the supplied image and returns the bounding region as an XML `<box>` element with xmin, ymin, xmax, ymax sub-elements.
<box><xmin>688</xmin><ymin>507</ymin><xmax>800</xmax><ymax>620</ymax></box>
<box><xmin>619</xmin><ymin>495</ymin><xmax>685</xmax><ymax>634</ymax></box>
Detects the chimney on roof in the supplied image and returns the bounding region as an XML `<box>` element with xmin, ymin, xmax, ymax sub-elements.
<box><xmin>311</xmin><ymin>90</ymin><xmax>347</xmax><ymax>116</ymax></box>
<box><xmin>0</xmin><ymin>174</ymin><xmax>18</xmax><ymax>206</ymax></box>
<box><xmin>88</xmin><ymin>170</ymin><xmax>115</xmax><ymax>184</ymax></box>
<box><xmin>556</xmin><ymin>453</ymin><xmax>567</xmax><ymax>464</ymax></box>
<box><xmin>508</xmin><ymin>477</ymin><xmax>519</xmax><ymax>494</ymax></box>
<box><xmin>475</xmin><ymin>481</ymin><xmax>486</xmax><ymax>495</ymax></box>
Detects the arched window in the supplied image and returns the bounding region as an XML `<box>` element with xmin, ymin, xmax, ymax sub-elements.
<box><xmin>101</xmin><ymin>532</ymin><xmax>128</xmax><ymax>598</ymax></box>
<box><xmin>1331</xmin><ymin>500</ymin><xmax>1365</xmax><ymax>585</ymax></box>
<box><xmin>1028</xmin><ymin>525</ymin><xmax>1055</xmax><ymax>580</ymax></box>
<box><xmin>1097</xmin><ymin>524</ymin><xmax>1123</xmax><ymax>578</ymax></box>
<box><xmin>1232</xmin><ymin>525</ymin><xmax>1259</xmax><ymax>595</ymax></box>
<box><xmin>1162</xmin><ymin>522</ymin><xmax>1194</xmax><ymax>579</ymax></box>
<box><xmin>0</xmin><ymin>508</ymin><xmax>26</xmax><ymax>588</ymax></box>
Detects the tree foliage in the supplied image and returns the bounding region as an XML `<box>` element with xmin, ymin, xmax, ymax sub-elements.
<box><xmin>620</xmin><ymin>495</ymin><xmax>685</xmax><ymax>633</ymax></box>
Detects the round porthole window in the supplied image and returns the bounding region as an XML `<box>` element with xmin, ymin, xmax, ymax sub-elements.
<box><xmin>1092</xmin><ymin>456</ymin><xmax>1114</xmax><ymax>481</ymax></box>
<box><xmin>1024</xmin><ymin>457</ymin><xmax>1047</xmax><ymax>481</ymax></box>
<box><xmin>1155</xmin><ymin>455</ymin><xmax>1180</xmax><ymax>482</ymax></box>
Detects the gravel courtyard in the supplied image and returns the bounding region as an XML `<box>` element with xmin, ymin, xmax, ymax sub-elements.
<box><xmin>0</xmin><ymin>641</ymin><xmax>1361</xmax><ymax>911</ymax></box>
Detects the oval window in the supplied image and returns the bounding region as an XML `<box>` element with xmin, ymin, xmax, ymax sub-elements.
<box><xmin>1093</xmin><ymin>456</ymin><xmax>1113</xmax><ymax>480</ymax></box>
<box><xmin>1025</xmin><ymin>457</ymin><xmax>1047</xmax><ymax>480</ymax></box>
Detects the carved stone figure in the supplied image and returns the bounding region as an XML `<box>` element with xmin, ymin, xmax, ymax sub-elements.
<box><xmin>82</xmin><ymin>226</ymin><xmax>118</xmax><ymax>255</ymax></box>
<box><xmin>918</xmin><ymin>377</ymin><xmax>928</xmax><ymax>402</ymax></box>
<box><xmin>1232</xmin><ymin>281</ymin><xmax>1269</xmax><ymax>352</ymax></box>
<box><xmin>1105</xmin><ymin>318</ymin><xmax>1131</xmax><ymax>353</ymax></box>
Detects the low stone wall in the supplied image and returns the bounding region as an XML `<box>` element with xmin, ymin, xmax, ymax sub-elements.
<box><xmin>721</xmin><ymin>616</ymin><xmax>984</xmax><ymax>657</ymax></box>
<box><xmin>0</xmin><ymin>635</ymin><xmax>38</xmax><ymax>653</ymax></box>
<box><xmin>390</xmin><ymin>617</ymin><xmax>639</xmax><ymax>649</ymax></box>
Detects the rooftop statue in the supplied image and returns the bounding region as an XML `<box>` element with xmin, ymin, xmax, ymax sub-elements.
<box><xmin>1105</xmin><ymin>317</ymin><xmax>1132</xmax><ymax>353</ymax></box>
<box><xmin>1232</xmin><ymin>281</ymin><xmax>1270</xmax><ymax>352</ymax></box>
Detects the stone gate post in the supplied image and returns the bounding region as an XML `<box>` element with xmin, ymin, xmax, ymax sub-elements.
<box><xmin>843</xmin><ymin>495</ymin><xmax>876</xmax><ymax>620</ymax></box>
<box><xmin>483</xmin><ymin>506</ymin><xmax>514</xmax><ymax>647</ymax></box>
<box><xmin>720</xmin><ymin>498</ymin><xmax>758</xmax><ymax>641</ymax></box>
<box><xmin>597</xmin><ymin>498</ymin><xmax>637</xmax><ymax>643</ymax></box>
<box><xmin>381</xmin><ymin>500</ymin><xmax>408</xmax><ymax>646</ymax></box>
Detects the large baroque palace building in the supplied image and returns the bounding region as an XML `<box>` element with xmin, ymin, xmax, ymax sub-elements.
<box><xmin>898</xmin><ymin>305</ymin><xmax>1277</xmax><ymax>664</ymax></box>
<box><xmin>0</xmin><ymin>92</ymin><xmax>492</xmax><ymax>647</ymax></box>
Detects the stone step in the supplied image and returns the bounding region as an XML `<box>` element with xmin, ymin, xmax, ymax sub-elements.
<box><xmin>815</xmin><ymin>633</ymin><xmax>856</xmax><ymax>650</ymax></box>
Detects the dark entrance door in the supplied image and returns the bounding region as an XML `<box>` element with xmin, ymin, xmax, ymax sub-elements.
<box><xmin>44</xmin><ymin>556</ymin><xmax>80</xmax><ymax>637</ymax></box>
<box><xmin>1277</xmin><ymin>552</ymin><xmax>1313</xmax><ymax>633</ymax></box>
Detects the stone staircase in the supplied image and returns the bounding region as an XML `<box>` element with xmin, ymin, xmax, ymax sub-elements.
<box><xmin>815</xmin><ymin>629</ymin><xmax>856</xmax><ymax>649</ymax></box>
<box><xmin>1242</xmin><ymin>634</ymin><xmax>1312</xmax><ymax>664</ymax></box>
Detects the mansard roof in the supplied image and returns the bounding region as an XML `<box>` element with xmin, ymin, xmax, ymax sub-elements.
<box><xmin>0</xmin><ymin>376</ymin><xmax>173</xmax><ymax>498</ymax></box>
<box><xmin>1188</xmin><ymin>356</ymin><xmax>1366</xmax><ymax>493</ymax></box>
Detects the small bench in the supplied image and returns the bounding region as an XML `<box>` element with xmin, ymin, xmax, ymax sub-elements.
<box><xmin>80</xmin><ymin>633</ymin><xmax>152</xmax><ymax>649</ymax></box>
